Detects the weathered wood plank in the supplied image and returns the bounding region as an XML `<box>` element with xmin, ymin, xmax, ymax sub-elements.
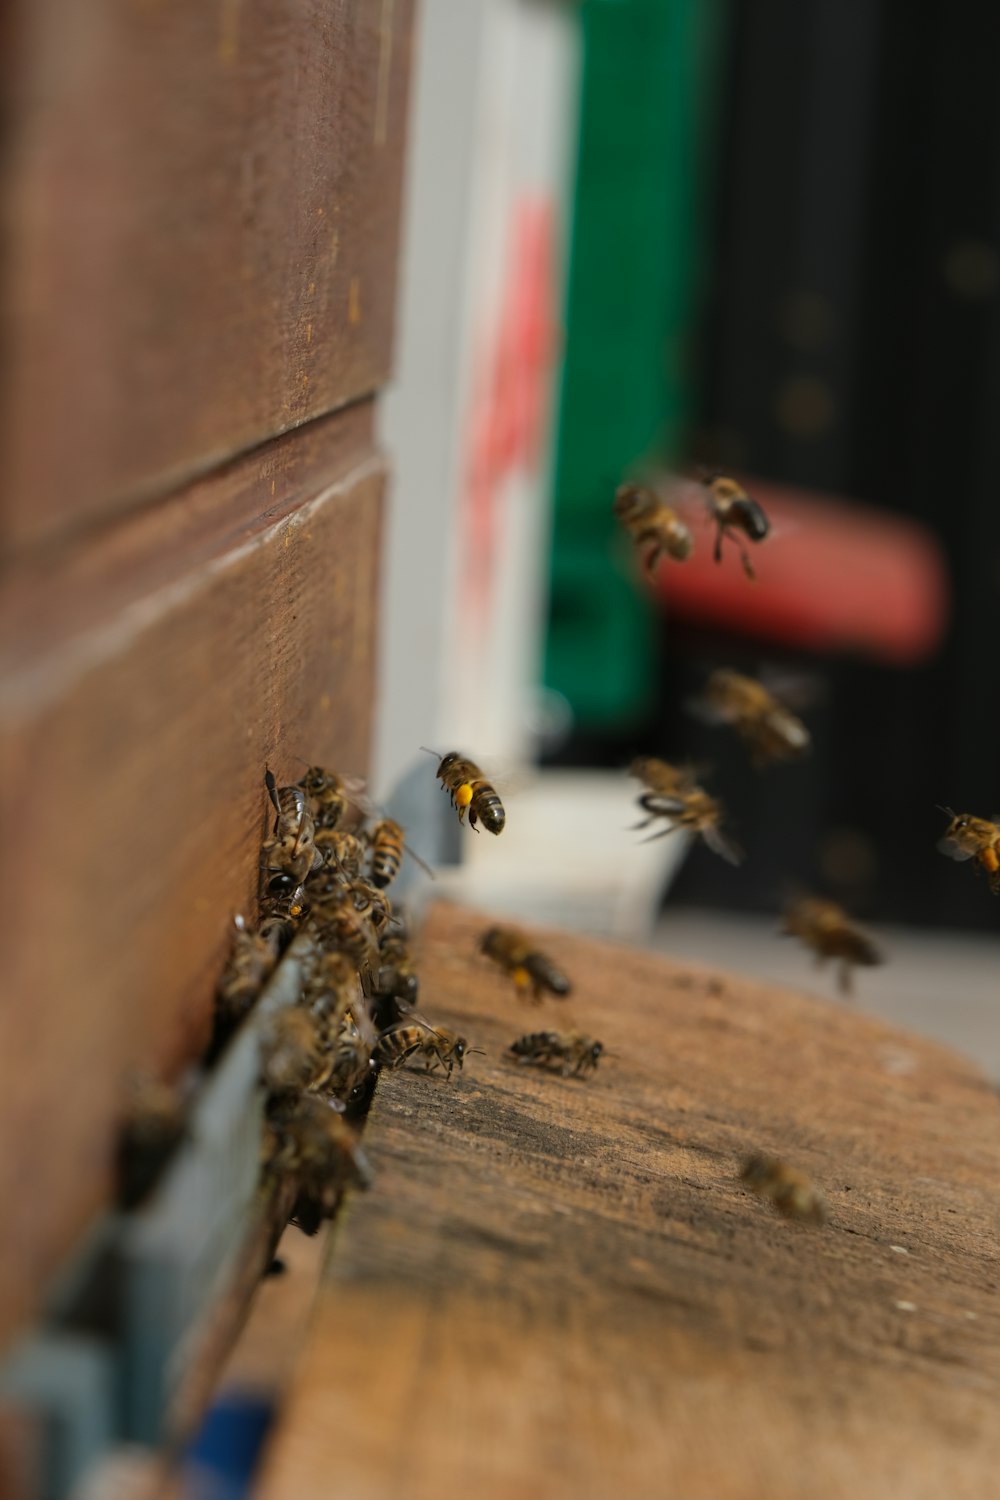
<box><xmin>258</xmin><ymin>902</ymin><xmax>1000</xmax><ymax>1500</ymax></box>
<box><xmin>1</xmin><ymin>0</ymin><xmax>413</xmax><ymax>552</ymax></box>
<box><xmin>0</xmin><ymin>411</ymin><xmax>383</xmax><ymax>1345</ymax></box>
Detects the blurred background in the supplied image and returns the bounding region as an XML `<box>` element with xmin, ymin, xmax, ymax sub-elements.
<box><xmin>377</xmin><ymin>0</ymin><xmax>999</xmax><ymax>1065</ymax></box>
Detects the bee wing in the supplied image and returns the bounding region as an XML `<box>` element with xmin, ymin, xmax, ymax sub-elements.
<box><xmin>702</xmin><ymin>825</ymin><xmax>744</xmax><ymax>866</ymax></box>
<box><xmin>937</xmin><ymin>836</ymin><xmax>975</xmax><ymax>862</ymax></box>
<box><xmin>403</xmin><ymin>841</ymin><xmax>437</xmax><ymax>879</ymax></box>
<box><xmin>684</xmin><ymin>693</ymin><xmax>731</xmax><ymax>727</ymax></box>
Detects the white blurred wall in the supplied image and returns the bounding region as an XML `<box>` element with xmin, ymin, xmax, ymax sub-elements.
<box><xmin>374</xmin><ymin>0</ymin><xmax>581</xmax><ymax>798</ymax></box>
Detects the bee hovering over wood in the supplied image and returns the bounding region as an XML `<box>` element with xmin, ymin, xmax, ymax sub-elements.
<box><xmin>937</xmin><ymin>807</ymin><xmax>1000</xmax><ymax>894</ymax></box>
<box><xmin>479</xmin><ymin>925</ymin><xmax>572</xmax><ymax>1003</ymax></box>
<box><xmin>739</xmin><ymin>1153</ymin><xmax>828</xmax><ymax>1225</ymax></box>
<box><xmin>423</xmin><ymin>749</ymin><xmax>505</xmax><ymax>835</ymax></box>
<box><xmin>689</xmin><ymin>668</ymin><xmax>810</xmax><ymax>768</ymax></box>
<box><xmin>612</xmin><ymin>481</ymin><xmax>693</xmax><ymax>573</ymax></box>
<box><xmin>629</xmin><ymin>763</ymin><xmax>742</xmax><ymax>865</ymax></box>
<box><xmin>376</xmin><ymin>1021</ymin><xmax>480</xmax><ymax>1080</ymax></box>
<box><xmin>507</xmin><ymin>1031</ymin><xmax>604</xmax><ymax>1079</ymax></box>
<box><xmin>780</xmin><ymin>896</ymin><xmax>883</xmax><ymax>996</ymax></box>
<box><xmin>700</xmin><ymin>471</ymin><xmax>771</xmax><ymax>579</ymax></box>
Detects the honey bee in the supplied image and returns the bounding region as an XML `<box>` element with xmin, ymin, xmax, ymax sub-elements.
<box><xmin>376</xmin><ymin>930</ymin><xmax>420</xmax><ymax>1007</ymax></box>
<box><xmin>367</xmin><ymin>818</ymin><xmax>435</xmax><ymax>889</ymax></box>
<box><xmin>479</xmin><ymin>926</ymin><xmax>572</xmax><ymax>1002</ymax></box>
<box><xmin>302</xmin><ymin>949</ymin><xmax>362</xmax><ymax>1028</ymax></box>
<box><xmin>739</xmin><ymin>1153</ymin><xmax>828</xmax><ymax>1225</ymax></box>
<box><xmin>781</xmin><ymin>896</ymin><xmax>883</xmax><ymax>995</ymax></box>
<box><xmin>701</xmin><ymin>472</ymin><xmax>771</xmax><ymax>579</ymax></box>
<box><xmin>259</xmin><ymin>1007</ymin><xmax>332</xmax><ymax>1099</ymax></box>
<box><xmin>937</xmin><ymin>807</ymin><xmax>1000</xmax><ymax>893</ymax></box>
<box><xmin>258</xmin><ymin>878</ymin><xmax>310</xmax><ymax>926</ymax></box>
<box><xmin>343</xmin><ymin>878</ymin><xmax>393</xmax><ymax>937</ymax></box>
<box><xmin>299</xmin><ymin>765</ymin><xmax>352</xmax><ymax>832</ymax></box>
<box><xmin>313</xmin><ymin>830</ymin><xmax>366</xmax><ymax>878</ymax></box>
<box><xmin>309</xmin><ymin>893</ymin><xmax>379</xmax><ymax>982</ymax></box>
<box><xmin>376</xmin><ymin>1022</ymin><xmax>477</xmax><ymax>1079</ymax></box>
<box><xmin>326</xmin><ymin>1003</ymin><xmax>379</xmax><ymax>1103</ymax></box>
<box><xmin>265</xmin><ymin>1095</ymin><xmax>373</xmax><ymax>1229</ymax></box>
<box><xmin>612</xmin><ymin>482</ymin><xmax>693</xmax><ymax>571</ymax></box>
<box><xmin>690</xmin><ymin>668</ymin><xmax>810</xmax><ymax>766</ymax></box>
<box><xmin>260</xmin><ymin>769</ymin><xmax>322</xmax><ymax>888</ymax></box>
<box><xmin>424</xmin><ymin>749</ymin><xmax>505</xmax><ymax>835</ymax></box>
<box><xmin>630</xmin><ymin>776</ymin><xmax>742</xmax><ymax>865</ymax></box>
<box><xmin>216</xmin><ymin>915</ymin><xmax>277</xmax><ymax>1027</ymax></box>
<box><xmin>507</xmin><ymin>1031</ymin><xmax>603</xmax><ymax>1078</ymax></box>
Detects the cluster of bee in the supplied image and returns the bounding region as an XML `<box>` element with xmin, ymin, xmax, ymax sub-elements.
<box><xmin>613</xmin><ymin>470</ymin><xmax>770</xmax><ymax>581</ymax></box>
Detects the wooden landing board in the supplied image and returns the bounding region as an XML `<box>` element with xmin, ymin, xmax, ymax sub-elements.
<box><xmin>258</xmin><ymin>902</ymin><xmax>1000</xmax><ymax>1500</ymax></box>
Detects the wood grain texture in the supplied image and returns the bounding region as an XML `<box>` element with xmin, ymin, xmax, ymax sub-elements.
<box><xmin>0</xmin><ymin>410</ymin><xmax>383</xmax><ymax>1346</ymax></box>
<box><xmin>1</xmin><ymin>0</ymin><xmax>413</xmax><ymax>553</ymax></box>
<box><xmin>258</xmin><ymin>902</ymin><xmax>1000</xmax><ymax>1500</ymax></box>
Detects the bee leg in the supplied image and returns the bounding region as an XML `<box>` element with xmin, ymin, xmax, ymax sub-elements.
<box><xmin>629</xmin><ymin>815</ymin><xmax>655</xmax><ymax>831</ymax></box>
<box><xmin>638</xmin><ymin>823</ymin><xmax>680</xmax><ymax>844</ymax></box>
<box><xmin>644</xmin><ymin>543</ymin><xmax>662</xmax><ymax>574</ymax></box>
<box><xmin>838</xmin><ymin>961</ymin><xmax>854</xmax><ymax>997</ymax></box>
<box><xmin>713</xmin><ymin>527</ymin><xmax>723</xmax><ymax>564</ymax></box>
<box><xmin>738</xmin><ymin>543</ymin><xmax>756</xmax><ymax>581</ymax></box>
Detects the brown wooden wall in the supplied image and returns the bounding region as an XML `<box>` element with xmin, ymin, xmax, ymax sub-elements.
<box><xmin>0</xmin><ymin>0</ymin><xmax>414</xmax><ymax>1347</ymax></box>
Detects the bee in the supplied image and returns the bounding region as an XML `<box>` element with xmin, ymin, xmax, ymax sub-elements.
<box><xmin>301</xmin><ymin>949</ymin><xmax>362</xmax><ymax>1028</ymax></box>
<box><xmin>216</xmin><ymin>915</ymin><xmax>277</xmax><ymax>1027</ymax></box>
<box><xmin>630</xmin><ymin>776</ymin><xmax>742</xmax><ymax>865</ymax></box>
<box><xmin>629</xmin><ymin>756</ymin><xmax>702</xmax><ymax>803</ymax></box>
<box><xmin>259</xmin><ymin>1007</ymin><xmax>332</xmax><ymax>1100</ymax></box>
<box><xmin>314</xmin><ymin>830</ymin><xmax>366</xmax><ymax>878</ymax></box>
<box><xmin>701</xmin><ymin>472</ymin><xmax>770</xmax><ymax>579</ymax></box>
<box><xmin>479</xmin><ymin>925</ymin><xmax>571</xmax><ymax>1002</ymax></box>
<box><xmin>376</xmin><ymin>930</ymin><xmax>420</xmax><ymax>1008</ymax></box>
<box><xmin>265</xmin><ymin>1095</ymin><xmax>373</xmax><ymax>1229</ymax></box>
<box><xmin>739</xmin><ymin>1153</ymin><xmax>828</xmax><ymax>1225</ymax></box>
<box><xmin>376</xmin><ymin>1022</ymin><xmax>476</xmax><ymax>1079</ymax></box>
<box><xmin>258</xmin><ymin>877</ymin><xmax>310</xmax><ymax>926</ymax></box>
<box><xmin>507</xmin><ymin>1031</ymin><xmax>603</xmax><ymax>1078</ymax></box>
<box><xmin>781</xmin><ymin>896</ymin><xmax>882</xmax><ymax>995</ymax></box>
<box><xmin>366</xmin><ymin>818</ymin><xmax>435</xmax><ymax>889</ymax></box>
<box><xmin>260</xmin><ymin>769</ymin><xmax>322</xmax><ymax>888</ymax></box>
<box><xmin>612</xmin><ymin>482</ymin><xmax>693</xmax><ymax>571</ymax></box>
<box><xmin>936</xmin><ymin>807</ymin><xmax>1000</xmax><ymax>894</ymax></box>
<box><xmin>310</xmin><ymin>893</ymin><xmax>379</xmax><ymax>984</ymax></box>
<box><xmin>299</xmin><ymin>765</ymin><xmax>351</xmax><ymax>832</ymax></box>
<box><xmin>343</xmin><ymin>878</ymin><xmax>393</xmax><ymax>937</ymax></box>
<box><xmin>424</xmin><ymin>749</ymin><xmax>505</xmax><ymax>835</ymax></box>
<box><xmin>326</xmin><ymin>1003</ymin><xmax>380</xmax><ymax>1102</ymax></box>
<box><xmin>690</xmin><ymin>668</ymin><xmax>810</xmax><ymax>767</ymax></box>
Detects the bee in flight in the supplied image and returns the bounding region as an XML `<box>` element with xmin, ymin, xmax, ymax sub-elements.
<box><xmin>689</xmin><ymin>668</ymin><xmax>810</xmax><ymax>767</ymax></box>
<box><xmin>479</xmin><ymin>925</ymin><xmax>572</xmax><ymax>1002</ymax></box>
<box><xmin>376</xmin><ymin>1021</ymin><xmax>479</xmax><ymax>1080</ymax></box>
<box><xmin>701</xmin><ymin>471</ymin><xmax>771</xmax><ymax>579</ymax></box>
<box><xmin>423</xmin><ymin>749</ymin><xmax>505</xmax><ymax>835</ymax></box>
<box><xmin>780</xmin><ymin>896</ymin><xmax>882</xmax><ymax>996</ymax></box>
<box><xmin>937</xmin><ymin>807</ymin><xmax>1000</xmax><ymax>894</ymax></box>
<box><xmin>739</xmin><ymin>1152</ymin><xmax>828</xmax><ymax>1225</ymax></box>
<box><xmin>612</xmin><ymin>481</ymin><xmax>693</xmax><ymax>573</ymax></box>
<box><xmin>629</xmin><ymin>761</ymin><xmax>742</xmax><ymax>865</ymax></box>
<box><xmin>507</xmin><ymin>1031</ymin><xmax>603</xmax><ymax>1078</ymax></box>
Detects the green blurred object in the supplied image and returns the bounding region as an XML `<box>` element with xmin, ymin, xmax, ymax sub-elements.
<box><xmin>544</xmin><ymin>0</ymin><xmax>728</xmax><ymax>729</ymax></box>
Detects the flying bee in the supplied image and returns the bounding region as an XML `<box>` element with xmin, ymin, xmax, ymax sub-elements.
<box><xmin>739</xmin><ymin>1153</ymin><xmax>828</xmax><ymax>1225</ymax></box>
<box><xmin>423</xmin><ymin>749</ymin><xmax>505</xmax><ymax>835</ymax></box>
<box><xmin>260</xmin><ymin>769</ymin><xmax>322</xmax><ymax>888</ymax></box>
<box><xmin>629</xmin><ymin>756</ymin><xmax>703</xmax><ymax>805</ymax></box>
<box><xmin>630</xmin><ymin>776</ymin><xmax>742</xmax><ymax>865</ymax></box>
<box><xmin>701</xmin><ymin>472</ymin><xmax>771</xmax><ymax>579</ymax></box>
<box><xmin>689</xmin><ymin>668</ymin><xmax>810</xmax><ymax>767</ymax></box>
<box><xmin>216</xmin><ymin>915</ymin><xmax>277</xmax><ymax>1027</ymax></box>
<box><xmin>265</xmin><ymin>1095</ymin><xmax>373</xmax><ymax>1229</ymax></box>
<box><xmin>612</xmin><ymin>481</ymin><xmax>693</xmax><ymax>573</ymax></box>
<box><xmin>507</xmin><ymin>1031</ymin><xmax>603</xmax><ymax>1078</ymax></box>
<box><xmin>377</xmin><ymin>1022</ymin><xmax>478</xmax><ymax>1080</ymax></box>
<box><xmin>936</xmin><ymin>807</ymin><xmax>1000</xmax><ymax>894</ymax></box>
<box><xmin>259</xmin><ymin>1007</ymin><xmax>333</xmax><ymax>1100</ymax></box>
<box><xmin>781</xmin><ymin>896</ymin><xmax>882</xmax><ymax>996</ymax></box>
<box><xmin>479</xmin><ymin>926</ymin><xmax>572</xmax><ymax>1003</ymax></box>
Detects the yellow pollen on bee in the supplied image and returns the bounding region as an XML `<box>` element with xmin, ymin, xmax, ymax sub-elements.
<box><xmin>983</xmin><ymin>847</ymin><xmax>999</xmax><ymax>873</ymax></box>
<box><xmin>513</xmin><ymin>967</ymin><xmax>532</xmax><ymax>990</ymax></box>
<box><xmin>456</xmin><ymin>783</ymin><xmax>474</xmax><ymax>809</ymax></box>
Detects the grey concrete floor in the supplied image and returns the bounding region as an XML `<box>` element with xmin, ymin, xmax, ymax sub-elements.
<box><xmin>652</xmin><ymin>907</ymin><xmax>1000</xmax><ymax>1082</ymax></box>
